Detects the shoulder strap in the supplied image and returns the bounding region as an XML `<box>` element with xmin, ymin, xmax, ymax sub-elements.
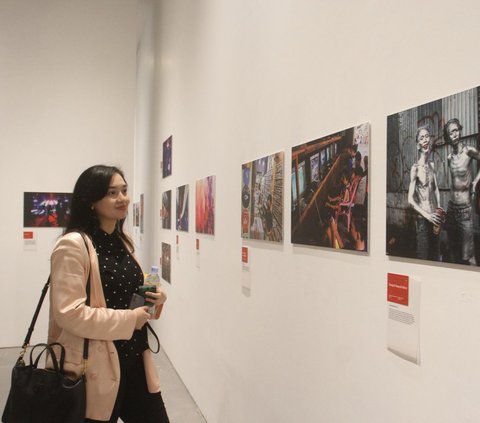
<box><xmin>20</xmin><ymin>277</ymin><xmax>51</xmax><ymax>355</ymax></box>
<box><xmin>79</xmin><ymin>233</ymin><xmax>91</xmax><ymax>369</ymax></box>
<box><xmin>19</xmin><ymin>232</ymin><xmax>92</xmax><ymax>367</ymax></box>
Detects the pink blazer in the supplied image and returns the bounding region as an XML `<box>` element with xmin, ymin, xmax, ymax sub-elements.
<box><xmin>48</xmin><ymin>232</ymin><xmax>161</xmax><ymax>421</ymax></box>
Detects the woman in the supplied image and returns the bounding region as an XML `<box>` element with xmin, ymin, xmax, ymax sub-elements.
<box><xmin>48</xmin><ymin>165</ymin><xmax>169</xmax><ymax>422</ymax></box>
<box><xmin>407</xmin><ymin>126</ymin><xmax>443</xmax><ymax>260</ymax></box>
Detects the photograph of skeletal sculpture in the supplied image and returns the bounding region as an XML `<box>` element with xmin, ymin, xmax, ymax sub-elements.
<box><xmin>386</xmin><ymin>86</ymin><xmax>480</xmax><ymax>266</ymax></box>
<box><xmin>176</xmin><ymin>184</ymin><xmax>189</xmax><ymax>232</ymax></box>
<box><xmin>196</xmin><ymin>175</ymin><xmax>215</xmax><ymax>235</ymax></box>
<box><xmin>241</xmin><ymin>152</ymin><xmax>284</xmax><ymax>242</ymax></box>
<box><xmin>291</xmin><ymin>123</ymin><xmax>369</xmax><ymax>251</ymax></box>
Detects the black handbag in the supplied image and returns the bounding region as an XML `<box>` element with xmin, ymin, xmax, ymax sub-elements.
<box><xmin>2</xmin><ymin>341</ymin><xmax>86</xmax><ymax>423</ymax></box>
<box><xmin>2</xmin><ymin>234</ymin><xmax>91</xmax><ymax>423</ymax></box>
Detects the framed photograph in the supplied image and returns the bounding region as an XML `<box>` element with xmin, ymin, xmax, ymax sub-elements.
<box><xmin>161</xmin><ymin>190</ymin><xmax>172</xmax><ymax>229</ymax></box>
<box><xmin>133</xmin><ymin>203</ymin><xmax>139</xmax><ymax>227</ymax></box>
<box><xmin>241</xmin><ymin>152</ymin><xmax>284</xmax><ymax>242</ymax></box>
<box><xmin>140</xmin><ymin>194</ymin><xmax>144</xmax><ymax>234</ymax></box>
<box><xmin>162</xmin><ymin>242</ymin><xmax>171</xmax><ymax>283</ymax></box>
<box><xmin>24</xmin><ymin>192</ymin><xmax>72</xmax><ymax>228</ymax></box>
<box><xmin>386</xmin><ymin>86</ymin><xmax>480</xmax><ymax>266</ymax></box>
<box><xmin>176</xmin><ymin>184</ymin><xmax>189</xmax><ymax>232</ymax></box>
<box><xmin>162</xmin><ymin>136</ymin><xmax>172</xmax><ymax>178</ymax></box>
<box><xmin>291</xmin><ymin>123</ymin><xmax>370</xmax><ymax>251</ymax></box>
<box><xmin>196</xmin><ymin>175</ymin><xmax>215</xmax><ymax>235</ymax></box>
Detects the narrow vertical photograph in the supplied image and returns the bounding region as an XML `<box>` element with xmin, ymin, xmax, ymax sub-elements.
<box><xmin>162</xmin><ymin>135</ymin><xmax>172</xmax><ymax>178</ymax></box>
<box><xmin>140</xmin><ymin>194</ymin><xmax>144</xmax><ymax>233</ymax></box>
<box><xmin>241</xmin><ymin>152</ymin><xmax>284</xmax><ymax>242</ymax></box>
<box><xmin>291</xmin><ymin>123</ymin><xmax>370</xmax><ymax>251</ymax></box>
<box><xmin>176</xmin><ymin>184</ymin><xmax>189</xmax><ymax>232</ymax></box>
<box><xmin>196</xmin><ymin>175</ymin><xmax>215</xmax><ymax>235</ymax></box>
<box><xmin>387</xmin><ymin>86</ymin><xmax>480</xmax><ymax>266</ymax></box>
<box><xmin>161</xmin><ymin>190</ymin><xmax>172</xmax><ymax>229</ymax></box>
<box><xmin>162</xmin><ymin>242</ymin><xmax>171</xmax><ymax>283</ymax></box>
<box><xmin>133</xmin><ymin>203</ymin><xmax>139</xmax><ymax>227</ymax></box>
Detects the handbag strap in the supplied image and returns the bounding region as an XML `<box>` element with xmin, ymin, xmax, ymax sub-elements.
<box><xmin>31</xmin><ymin>342</ymin><xmax>65</xmax><ymax>372</ymax></box>
<box><xmin>146</xmin><ymin>323</ymin><xmax>160</xmax><ymax>354</ymax></box>
<box><xmin>79</xmin><ymin>233</ymin><xmax>91</xmax><ymax>373</ymax></box>
<box><xmin>19</xmin><ymin>278</ymin><xmax>51</xmax><ymax>361</ymax></box>
<box><xmin>18</xmin><ymin>232</ymin><xmax>92</xmax><ymax>369</ymax></box>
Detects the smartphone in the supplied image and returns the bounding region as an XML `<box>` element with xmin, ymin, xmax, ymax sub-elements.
<box><xmin>129</xmin><ymin>293</ymin><xmax>145</xmax><ymax>309</ymax></box>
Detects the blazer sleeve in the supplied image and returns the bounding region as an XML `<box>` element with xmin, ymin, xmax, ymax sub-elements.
<box><xmin>50</xmin><ymin>234</ymin><xmax>137</xmax><ymax>341</ymax></box>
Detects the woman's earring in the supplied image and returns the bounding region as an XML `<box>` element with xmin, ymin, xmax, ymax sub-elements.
<box><xmin>91</xmin><ymin>206</ymin><xmax>95</xmax><ymax>211</ymax></box>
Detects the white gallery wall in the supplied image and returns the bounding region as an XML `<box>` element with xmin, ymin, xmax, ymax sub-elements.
<box><xmin>132</xmin><ymin>0</ymin><xmax>157</xmax><ymax>268</ymax></box>
<box><xmin>151</xmin><ymin>1</ymin><xmax>480</xmax><ymax>422</ymax></box>
<box><xmin>0</xmin><ymin>0</ymin><xmax>137</xmax><ymax>346</ymax></box>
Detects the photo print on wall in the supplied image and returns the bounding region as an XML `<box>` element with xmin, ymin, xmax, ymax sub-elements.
<box><xmin>176</xmin><ymin>184</ymin><xmax>189</xmax><ymax>232</ymax></box>
<box><xmin>133</xmin><ymin>203</ymin><xmax>139</xmax><ymax>227</ymax></box>
<box><xmin>161</xmin><ymin>190</ymin><xmax>172</xmax><ymax>229</ymax></box>
<box><xmin>162</xmin><ymin>135</ymin><xmax>172</xmax><ymax>178</ymax></box>
<box><xmin>386</xmin><ymin>86</ymin><xmax>480</xmax><ymax>266</ymax></box>
<box><xmin>140</xmin><ymin>194</ymin><xmax>144</xmax><ymax>234</ymax></box>
<box><xmin>291</xmin><ymin>123</ymin><xmax>369</xmax><ymax>251</ymax></box>
<box><xmin>24</xmin><ymin>192</ymin><xmax>72</xmax><ymax>228</ymax></box>
<box><xmin>241</xmin><ymin>152</ymin><xmax>284</xmax><ymax>242</ymax></box>
<box><xmin>196</xmin><ymin>175</ymin><xmax>215</xmax><ymax>235</ymax></box>
<box><xmin>162</xmin><ymin>242</ymin><xmax>171</xmax><ymax>283</ymax></box>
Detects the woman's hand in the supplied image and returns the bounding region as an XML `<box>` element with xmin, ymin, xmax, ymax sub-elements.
<box><xmin>133</xmin><ymin>306</ymin><xmax>150</xmax><ymax>329</ymax></box>
<box><xmin>144</xmin><ymin>288</ymin><xmax>167</xmax><ymax>307</ymax></box>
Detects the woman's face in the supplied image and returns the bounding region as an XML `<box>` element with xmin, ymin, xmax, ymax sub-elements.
<box><xmin>92</xmin><ymin>172</ymin><xmax>130</xmax><ymax>232</ymax></box>
<box><xmin>417</xmin><ymin>129</ymin><xmax>431</xmax><ymax>153</ymax></box>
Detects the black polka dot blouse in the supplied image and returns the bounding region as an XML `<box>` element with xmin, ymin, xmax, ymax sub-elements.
<box><xmin>91</xmin><ymin>229</ymin><xmax>148</xmax><ymax>367</ymax></box>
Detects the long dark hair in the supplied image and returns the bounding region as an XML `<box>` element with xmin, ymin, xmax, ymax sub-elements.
<box><xmin>65</xmin><ymin>165</ymin><xmax>134</xmax><ymax>251</ymax></box>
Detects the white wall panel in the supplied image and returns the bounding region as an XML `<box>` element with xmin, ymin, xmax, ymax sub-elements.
<box><xmin>0</xmin><ymin>0</ymin><xmax>136</xmax><ymax>346</ymax></box>
<box><xmin>151</xmin><ymin>1</ymin><xmax>480</xmax><ymax>422</ymax></box>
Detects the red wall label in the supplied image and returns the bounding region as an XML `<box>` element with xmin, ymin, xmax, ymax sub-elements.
<box><xmin>242</xmin><ymin>247</ymin><xmax>248</xmax><ymax>264</ymax></box>
<box><xmin>387</xmin><ymin>273</ymin><xmax>409</xmax><ymax>306</ymax></box>
<box><xmin>23</xmin><ymin>231</ymin><xmax>34</xmax><ymax>240</ymax></box>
